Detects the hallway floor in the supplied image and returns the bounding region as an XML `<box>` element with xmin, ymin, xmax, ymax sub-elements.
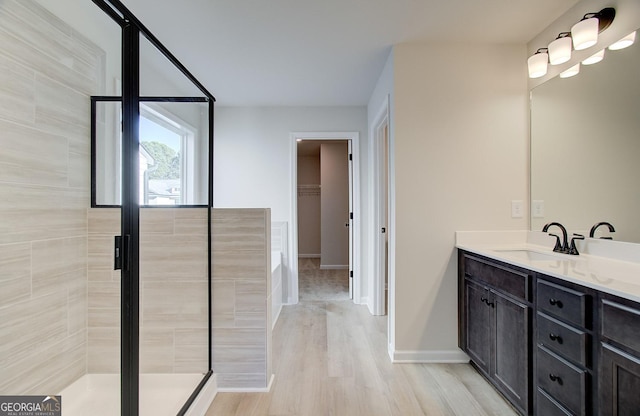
<box><xmin>298</xmin><ymin>257</ymin><xmax>350</xmax><ymax>302</ymax></box>
<box><xmin>206</xmin><ymin>261</ymin><xmax>517</xmax><ymax>416</ymax></box>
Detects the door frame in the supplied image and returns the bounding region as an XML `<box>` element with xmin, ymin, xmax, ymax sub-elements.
<box><xmin>288</xmin><ymin>132</ymin><xmax>361</xmax><ymax>305</ymax></box>
<box><xmin>371</xmin><ymin>97</ymin><xmax>390</xmax><ymax>316</ymax></box>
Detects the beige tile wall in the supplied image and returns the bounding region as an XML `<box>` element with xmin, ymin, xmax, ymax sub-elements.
<box><xmin>87</xmin><ymin>208</ymin><xmax>210</xmax><ymax>374</ymax></box>
<box><xmin>0</xmin><ymin>0</ymin><xmax>104</xmax><ymax>395</ymax></box>
<box><xmin>0</xmin><ymin>0</ymin><xmax>272</xmax><ymax>395</ymax></box>
<box><xmin>212</xmin><ymin>208</ymin><xmax>272</xmax><ymax>389</ymax></box>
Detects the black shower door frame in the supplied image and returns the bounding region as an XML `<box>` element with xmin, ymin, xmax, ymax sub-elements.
<box><xmin>90</xmin><ymin>1</ymin><xmax>215</xmax><ymax>414</ymax></box>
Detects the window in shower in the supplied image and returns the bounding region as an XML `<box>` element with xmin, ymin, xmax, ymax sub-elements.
<box><xmin>91</xmin><ymin>98</ymin><xmax>209</xmax><ymax>208</ymax></box>
<box><xmin>139</xmin><ymin>104</ymin><xmax>197</xmax><ymax>206</ymax></box>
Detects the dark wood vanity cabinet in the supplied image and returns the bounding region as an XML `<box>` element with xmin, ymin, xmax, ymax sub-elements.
<box><xmin>599</xmin><ymin>295</ymin><xmax>640</xmax><ymax>416</ymax></box>
<box><xmin>459</xmin><ymin>254</ymin><xmax>532</xmax><ymax>415</ymax></box>
<box><xmin>459</xmin><ymin>249</ymin><xmax>640</xmax><ymax>416</ymax></box>
<box><xmin>535</xmin><ymin>278</ymin><xmax>594</xmax><ymax>416</ymax></box>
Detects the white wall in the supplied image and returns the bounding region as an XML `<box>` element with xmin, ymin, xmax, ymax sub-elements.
<box><xmin>390</xmin><ymin>43</ymin><xmax>529</xmax><ymax>361</ymax></box>
<box><xmin>297</xmin><ymin>155</ymin><xmax>321</xmax><ymax>256</ymax></box>
<box><xmin>213</xmin><ymin>106</ymin><xmax>368</xmax><ymax>303</ymax></box>
<box><xmin>320</xmin><ymin>142</ymin><xmax>349</xmax><ymax>268</ymax></box>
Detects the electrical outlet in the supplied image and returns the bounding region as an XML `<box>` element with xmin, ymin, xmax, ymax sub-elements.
<box><xmin>532</xmin><ymin>200</ymin><xmax>545</xmax><ymax>218</ymax></box>
<box><xmin>511</xmin><ymin>200</ymin><xmax>524</xmax><ymax>218</ymax></box>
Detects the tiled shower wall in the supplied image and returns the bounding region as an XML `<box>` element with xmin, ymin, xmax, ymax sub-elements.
<box><xmin>87</xmin><ymin>208</ymin><xmax>209</xmax><ymax>374</ymax></box>
<box><xmin>0</xmin><ymin>0</ymin><xmax>103</xmax><ymax>394</ymax></box>
<box><xmin>212</xmin><ymin>208</ymin><xmax>272</xmax><ymax>389</ymax></box>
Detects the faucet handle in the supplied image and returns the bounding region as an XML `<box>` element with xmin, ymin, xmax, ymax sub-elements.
<box><xmin>549</xmin><ymin>233</ymin><xmax>563</xmax><ymax>253</ymax></box>
<box><xmin>568</xmin><ymin>233</ymin><xmax>585</xmax><ymax>255</ymax></box>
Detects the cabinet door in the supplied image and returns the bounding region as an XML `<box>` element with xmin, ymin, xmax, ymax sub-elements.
<box><xmin>493</xmin><ymin>290</ymin><xmax>530</xmax><ymax>413</ymax></box>
<box><xmin>465</xmin><ymin>279</ymin><xmax>491</xmax><ymax>373</ymax></box>
<box><xmin>600</xmin><ymin>343</ymin><xmax>640</xmax><ymax>416</ymax></box>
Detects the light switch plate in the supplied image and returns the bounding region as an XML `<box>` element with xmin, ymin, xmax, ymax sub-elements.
<box><xmin>511</xmin><ymin>200</ymin><xmax>524</xmax><ymax>218</ymax></box>
<box><xmin>532</xmin><ymin>200</ymin><xmax>545</xmax><ymax>218</ymax></box>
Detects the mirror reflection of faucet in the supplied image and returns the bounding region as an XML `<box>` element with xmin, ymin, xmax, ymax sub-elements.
<box><xmin>589</xmin><ymin>221</ymin><xmax>616</xmax><ymax>239</ymax></box>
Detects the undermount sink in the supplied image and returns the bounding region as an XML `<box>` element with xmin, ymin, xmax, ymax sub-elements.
<box><xmin>492</xmin><ymin>249</ymin><xmax>565</xmax><ymax>262</ymax></box>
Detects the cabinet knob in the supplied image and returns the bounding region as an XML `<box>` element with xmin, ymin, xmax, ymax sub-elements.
<box><xmin>549</xmin><ymin>374</ymin><xmax>563</xmax><ymax>384</ymax></box>
<box><xmin>549</xmin><ymin>298</ymin><xmax>563</xmax><ymax>308</ymax></box>
<box><xmin>549</xmin><ymin>333</ymin><xmax>563</xmax><ymax>344</ymax></box>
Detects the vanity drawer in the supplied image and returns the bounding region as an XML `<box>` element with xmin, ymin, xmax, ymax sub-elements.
<box><xmin>537</xmin><ymin>345</ymin><xmax>588</xmax><ymax>416</ymax></box>
<box><xmin>537</xmin><ymin>388</ymin><xmax>573</xmax><ymax>416</ymax></box>
<box><xmin>464</xmin><ymin>255</ymin><xmax>530</xmax><ymax>301</ymax></box>
<box><xmin>537</xmin><ymin>280</ymin><xmax>590</xmax><ymax>329</ymax></box>
<box><xmin>538</xmin><ymin>312</ymin><xmax>590</xmax><ymax>366</ymax></box>
<box><xmin>601</xmin><ymin>299</ymin><xmax>640</xmax><ymax>353</ymax></box>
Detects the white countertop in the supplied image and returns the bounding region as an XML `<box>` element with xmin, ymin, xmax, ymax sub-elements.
<box><xmin>456</xmin><ymin>231</ymin><xmax>640</xmax><ymax>303</ymax></box>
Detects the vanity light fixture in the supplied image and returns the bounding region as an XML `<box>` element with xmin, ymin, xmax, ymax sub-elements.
<box><xmin>529</xmin><ymin>8</ymin><xmax>615</xmax><ymax>79</ymax></box>
<box><xmin>549</xmin><ymin>33</ymin><xmax>572</xmax><ymax>65</ymax></box>
<box><xmin>560</xmin><ymin>63</ymin><xmax>580</xmax><ymax>78</ymax></box>
<box><xmin>608</xmin><ymin>31</ymin><xmax>636</xmax><ymax>50</ymax></box>
<box><xmin>582</xmin><ymin>49</ymin><xmax>605</xmax><ymax>65</ymax></box>
<box><xmin>571</xmin><ymin>8</ymin><xmax>615</xmax><ymax>50</ymax></box>
<box><xmin>528</xmin><ymin>48</ymin><xmax>549</xmax><ymax>78</ymax></box>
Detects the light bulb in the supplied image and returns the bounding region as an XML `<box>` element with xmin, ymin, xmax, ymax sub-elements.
<box><xmin>528</xmin><ymin>52</ymin><xmax>548</xmax><ymax>78</ymax></box>
<box><xmin>582</xmin><ymin>49</ymin><xmax>605</xmax><ymax>65</ymax></box>
<box><xmin>609</xmin><ymin>31</ymin><xmax>636</xmax><ymax>50</ymax></box>
<box><xmin>549</xmin><ymin>36</ymin><xmax>572</xmax><ymax>65</ymax></box>
<box><xmin>572</xmin><ymin>17</ymin><xmax>599</xmax><ymax>50</ymax></box>
<box><xmin>560</xmin><ymin>63</ymin><xmax>580</xmax><ymax>78</ymax></box>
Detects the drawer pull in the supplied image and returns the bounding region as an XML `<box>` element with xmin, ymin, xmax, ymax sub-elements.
<box><xmin>480</xmin><ymin>297</ymin><xmax>495</xmax><ymax>308</ymax></box>
<box><xmin>549</xmin><ymin>298</ymin><xmax>564</xmax><ymax>308</ymax></box>
<box><xmin>549</xmin><ymin>374</ymin><xmax>563</xmax><ymax>385</ymax></box>
<box><xmin>549</xmin><ymin>333</ymin><xmax>563</xmax><ymax>344</ymax></box>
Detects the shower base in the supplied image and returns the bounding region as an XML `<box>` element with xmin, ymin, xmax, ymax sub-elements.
<box><xmin>59</xmin><ymin>373</ymin><xmax>204</xmax><ymax>415</ymax></box>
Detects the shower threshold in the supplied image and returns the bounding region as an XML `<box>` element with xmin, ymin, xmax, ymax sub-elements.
<box><xmin>59</xmin><ymin>373</ymin><xmax>204</xmax><ymax>415</ymax></box>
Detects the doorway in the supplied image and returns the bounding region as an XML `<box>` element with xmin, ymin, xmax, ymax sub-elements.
<box><xmin>297</xmin><ymin>140</ymin><xmax>350</xmax><ymax>301</ymax></box>
<box><xmin>288</xmin><ymin>132</ymin><xmax>361</xmax><ymax>305</ymax></box>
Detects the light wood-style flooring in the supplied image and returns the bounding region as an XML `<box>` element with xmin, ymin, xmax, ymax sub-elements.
<box><xmin>206</xmin><ymin>263</ymin><xmax>517</xmax><ymax>416</ymax></box>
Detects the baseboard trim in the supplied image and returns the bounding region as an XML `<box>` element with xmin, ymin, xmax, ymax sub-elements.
<box><xmin>217</xmin><ymin>374</ymin><xmax>275</xmax><ymax>393</ymax></box>
<box><xmin>298</xmin><ymin>254</ymin><xmax>320</xmax><ymax>258</ymax></box>
<box><xmin>391</xmin><ymin>349</ymin><xmax>470</xmax><ymax>363</ymax></box>
<box><xmin>185</xmin><ymin>373</ymin><xmax>217</xmax><ymax>416</ymax></box>
<box><xmin>319</xmin><ymin>265</ymin><xmax>349</xmax><ymax>270</ymax></box>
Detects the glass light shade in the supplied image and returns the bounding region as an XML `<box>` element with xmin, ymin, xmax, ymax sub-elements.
<box><xmin>608</xmin><ymin>31</ymin><xmax>636</xmax><ymax>50</ymax></box>
<box><xmin>549</xmin><ymin>37</ymin><xmax>572</xmax><ymax>65</ymax></box>
<box><xmin>572</xmin><ymin>17</ymin><xmax>599</xmax><ymax>50</ymax></box>
<box><xmin>582</xmin><ymin>49</ymin><xmax>605</xmax><ymax>65</ymax></box>
<box><xmin>560</xmin><ymin>63</ymin><xmax>580</xmax><ymax>78</ymax></box>
<box><xmin>528</xmin><ymin>52</ymin><xmax>548</xmax><ymax>78</ymax></box>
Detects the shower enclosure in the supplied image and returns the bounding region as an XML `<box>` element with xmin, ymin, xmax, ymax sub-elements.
<box><xmin>0</xmin><ymin>0</ymin><xmax>214</xmax><ymax>414</ymax></box>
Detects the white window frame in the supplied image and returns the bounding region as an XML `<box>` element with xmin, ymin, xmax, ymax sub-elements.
<box><xmin>140</xmin><ymin>103</ymin><xmax>198</xmax><ymax>205</ymax></box>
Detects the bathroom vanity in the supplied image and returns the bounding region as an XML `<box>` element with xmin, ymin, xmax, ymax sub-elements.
<box><xmin>457</xmin><ymin>233</ymin><xmax>640</xmax><ymax>416</ymax></box>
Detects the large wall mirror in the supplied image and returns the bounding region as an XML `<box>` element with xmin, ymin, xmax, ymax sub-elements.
<box><xmin>530</xmin><ymin>29</ymin><xmax>640</xmax><ymax>243</ymax></box>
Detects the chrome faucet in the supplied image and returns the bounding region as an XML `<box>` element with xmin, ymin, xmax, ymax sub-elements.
<box><xmin>542</xmin><ymin>222</ymin><xmax>568</xmax><ymax>253</ymax></box>
<box><xmin>589</xmin><ymin>221</ymin><xmax>616</xmax><ymax>239</ymax></box>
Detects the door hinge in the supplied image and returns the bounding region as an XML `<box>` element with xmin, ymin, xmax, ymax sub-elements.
<box><xmin>350</xmin><ymin>271</ymin><xmax>353</xmax><ymax>278</ymax></box>
<box><xmin>349</xmin><ymin>153</ymin><xmax>353</xmax><ymax>161</ymax></box>
<box><xmin>350</xmin><ymin>212</ymin><xmax>353</xmax><ymax>220</ymax></box>
<box><xmin>382</xmin><ymin>227</ymin><xmax>386</xmax><ymax>233</ymax></box>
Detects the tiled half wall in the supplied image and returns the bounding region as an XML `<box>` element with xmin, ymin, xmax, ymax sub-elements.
<box><xmin>212</xmin><ymin>208</ymin><xmax>273</xmax><ymax>390</ymax></box>
<box><xmin>87</xmin><ymin>208</ymin><xmax>209</xmax><ymax>374</ymax></box>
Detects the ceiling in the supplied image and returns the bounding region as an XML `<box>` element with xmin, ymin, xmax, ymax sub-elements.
<box><xmin>121</xmin><ymin>0</ymin><xmax>580</xmax><ymax>106</ymax></box>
